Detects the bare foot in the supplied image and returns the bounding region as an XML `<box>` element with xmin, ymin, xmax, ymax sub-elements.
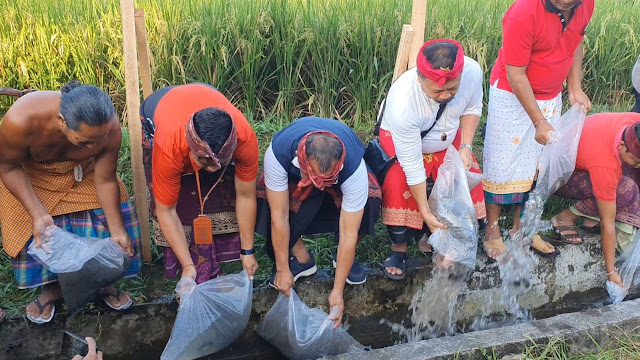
<box><xmin>385</xmin><ymin>243</ymin><xmax>407</xmax><ymax>276</ymax></box>
<box><xmin>26</xmin><ymin>283</ymin><xmax>62</xmax><ymax>321</ymax></box>
<box><xmin>483</xmin><ymin>225</ymin><xmax>506</xmax><ymax>260</ymax></box>
<box><xmin>531</xmin><ymin>234</ymin><xmax>556</xmax><ymax>254</ymax></box>
<box><xmin>583</xmin><ymin>218</ymin><xmax>600</xmax><ymax>229</ymax></box>
<box><xmin>418</xmin><ymin>234</ymin><xmax>432</xmax><ymax>253</ymax></box>
<box><xmin>100</xmin><ymin>286</ymin><xmax>132</xmax><ymax>309</ymax></box>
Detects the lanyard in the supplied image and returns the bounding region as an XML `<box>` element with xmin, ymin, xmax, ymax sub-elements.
<box><xmin>195</xmin><ymin>165</ymin><xmax>229</xmax><ymax>216</ymax></box>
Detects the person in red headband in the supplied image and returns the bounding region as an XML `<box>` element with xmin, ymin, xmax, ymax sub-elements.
<box><xmin>552</xmin><ymin>113</ymin><xmax>640</xmax><ymax>290</ymax></box>
<box><xmin>375</xmin><ymin>39</ymin><xmax>486</xmax><ymax>280</ymax></box>
<box><xmin>482</xmin><ymin>0</ymin><xmax>594</xmax><ymax>261</ymax></box>
<box><xmin>140</xmin><ymin>83</ymin><xmax>259</xmax><ymax>285</ymax></box>
<box><xmin>256</xmin><ymin>116</ymin><xmax>381</xmax><ymax>327</ymax></box>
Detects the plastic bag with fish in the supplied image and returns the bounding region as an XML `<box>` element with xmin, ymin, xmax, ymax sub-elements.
<box><xmin>607</xmin><ymin>230</ymin><xmax>640</xmax><ymax>304</ymax></box>
<box><xmin>427</xmin><ymin>145</ymin><xmax>481</xmax><ymax>269</ymax></box>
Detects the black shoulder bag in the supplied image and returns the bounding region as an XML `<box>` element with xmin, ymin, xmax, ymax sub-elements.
<box><xmin>364</xmin><ymin>100</ymin><xmax>447</xmax><ymax>185</ymax></box>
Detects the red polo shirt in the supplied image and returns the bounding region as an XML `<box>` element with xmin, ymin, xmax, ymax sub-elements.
<box><xmin>490</xmin><ymin>0</ymin><xmax>594</xmax><ymax>100</ymax></box>
<box><xmin>576</xmin><ymin>113</ymin><xmax>640</xmax><ymax>202</ymax></box>
<box><xmin>149</xmin><ymin>84</ymin><xmax>259</xmax><ymax>206</ymax></box>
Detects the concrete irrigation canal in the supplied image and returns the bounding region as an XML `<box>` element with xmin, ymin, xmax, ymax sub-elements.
<box><xmin>1</xmin><ymin>232</ymin><xmax>635</xmax><ymax>360</ymax></box>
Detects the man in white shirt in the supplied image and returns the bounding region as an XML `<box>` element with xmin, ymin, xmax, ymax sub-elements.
<box><xmin>255</xmin><ymin>116</ymin><xmax>381</xmax><ymax>327</ymax></box>
<box><xmin>376</xmin><ymin>39</ymin><xmax>486</xmax><ymax>280</ymax></box>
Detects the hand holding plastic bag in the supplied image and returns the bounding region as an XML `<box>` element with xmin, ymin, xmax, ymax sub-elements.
<box><xmin>256</xmin><ymin>290</ymin><xmax>364</xmax><ymax>360</ymax></box>
<box><xmin>607</xmin><ymin>231</ymin><xmax>640</xmax><ymax>304</ymax></box>
<box><xmin>161</xmin><ymin>271</ymin><xmax>253</xmax><ymax>360</ymax></box>
<box><xmin>27</xmin><ymin>225</ymin><xmax>129</xmax><ymax>315</ymax></box>
<box><xmin>427</xmin><ymin>146</ymin><xmax>480</xmax><ymax>269</ymax></box>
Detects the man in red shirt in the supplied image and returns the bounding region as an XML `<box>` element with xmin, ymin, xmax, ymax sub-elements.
<box><xmin>482</xmin><ymin>0</ymin><xmax>594</xmax><ymax>259</ymax></box>
<box><xmin>553</xmin><ymin>112</ymin><xmax>640</xmax><ymax>288</ymax></box>
<box><xmin>140</xmin><ymin>83</ymin><xmax>259</xmax><ymax>283</ymax></box>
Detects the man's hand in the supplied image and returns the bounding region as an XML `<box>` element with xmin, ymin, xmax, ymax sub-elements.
<box><xmin>423</xmin><ymin>212</ymin><xmax>447</xmax><ymax>233</ymax></box>
<box><xmin>458</xmin><ymin>147</ymin><xmax>473</xmax><ymax>170</ymax></box>
<box><xmin>608</xmin><ymin>271</ymin><xmax>624</xmax><ymax>288</ymax></box>
<box><xmin>569</xmin><ymin>90</ymin><xmax>592</xmax><ymax>113</ymax></box>
<box><xmin>534</xmin><ymin>119</ymin><xmax>555</xmax><ymax>145</ymax></box>
<box><xmin>274</xmin><ymin>269</ymin><xmax>294</xmax><ymax>297</ymax></box>
<box><xmin>241</xmin><ymin>254</ymin><xmax>258</xmax><ymax>280</ymax></box>
<box><xmin>71</xmin><ymin>337</ymin><xmax>103</xmax><ymax>360</ymax></box>
<box><xmin>328</xmin><ymin>288</ymin><xmax>345</xmax><ymax>329</ymax></box>
<box><xmin>32</xmin><ymin>214</ymin><xmax>54</xmax><ymax>248</ymax></box>
<box><xmin>111</xmin><ymin>232</ymin><xmax>133</xmax><ymax>256</ymax></box>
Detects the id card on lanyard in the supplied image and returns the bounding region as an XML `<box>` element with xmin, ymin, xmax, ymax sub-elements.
<box><xmin>193</xmin><ymin>165</ymin><xmax>228</xmax><ymax>245</ymax></box>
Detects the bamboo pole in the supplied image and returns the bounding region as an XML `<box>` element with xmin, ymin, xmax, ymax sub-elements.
<box><xmin>120</xmin><ymin>0</ymin><xmax>152</xmax><ymax>262</ymax></box>
<box><xmin>392</xmin><ymin>25</ymin><xmax>415</xmax><ymax>82</ymax></box>
<box><xmin>407</xmin><ymin>0</ymin><xmax>427</xmax><ymax>69</ymax></box>
<box><xmin>134</xmin><ymin>8</ymin><xmax>153</xmax><ymax>100</ymax></box>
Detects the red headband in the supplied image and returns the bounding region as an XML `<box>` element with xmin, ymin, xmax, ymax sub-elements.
<box><xmin>624</xmin><ymin>122</ymin><xmax>640</xmax><ymax>158</ymax></box>
<box><xmin>185</xmin><ymin>113</ymin><xmax>237</xmax><ymax>172</ymax></box>
<box><xmin>416</xmin><ymin>38</ymin><xmax>465</xmax><ymax>87</ymax></box>
<box><xmin>296</xmin><ymin>131</ymin><xmax>346</xmax><ymax>191</ymax></box>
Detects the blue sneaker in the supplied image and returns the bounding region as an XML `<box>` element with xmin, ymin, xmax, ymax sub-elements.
<box><xmin>332</xmin><ymin>251</ymin><xmax>367</xmax><ymax>285</ymax></box>
<box><xmin>269</xmin><ymin>251</ymin><xmax>318</xmax><ymax>288</ymax></box>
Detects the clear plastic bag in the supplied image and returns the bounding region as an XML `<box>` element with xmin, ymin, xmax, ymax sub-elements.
<box><xmin>161</xmin><ymin>271</ymin><xmax>253</xmax><ymax>360</ymax></box>
<box><xmin>427</xmin><ymin>146</ymin><xmax>479</xmax><ymax>269</ymax></box>
<box><xmin>607</xmin><ymin>230</ymin><xmax>640</xmax><ymax>304</ymax></box>
<box><xmin>256</xmin><ymin>290</ymin><xmax>364</xmax><ymax>360</ymax></box>
<box><xmin>27</xmin><ymin>225</ymin><xmax>129</xmax><ymax>315</ymax></box>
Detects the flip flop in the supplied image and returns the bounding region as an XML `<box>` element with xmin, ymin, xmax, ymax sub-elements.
<box><xmin>482</xmin><ymin>238</ymin><xmax>506</xmax><ymax>262</ymax></box>
<box><xmin>26</xmin><ymin>298</ymin><xmax>57</xmax><ymax>325</ymax></box>
<box><xmin>382</xmin><ymin>251</ymin><xmax>407</xmax><ymax>281</ymax></box>
<box><xmin>101</xmin><ymin>289</ymin><xmax>133</xmax><ymax>311</ymax></box>
<box><xmin>531</xmin><ymin>245</ymin><xmax>560</xmax><ymax>257</ymax></box>
<box><xmin>551</xmin><ymin>225</ymin><xmax>583</xmax><ymax>245</ymax></box>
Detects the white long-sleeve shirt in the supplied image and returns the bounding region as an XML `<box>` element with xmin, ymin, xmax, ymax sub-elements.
<box><xmin>379</xmin><ymin>57</ymin><xmax>483</xmax><ymax>186</ymax></box>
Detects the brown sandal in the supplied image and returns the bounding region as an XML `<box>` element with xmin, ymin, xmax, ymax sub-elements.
<box><xmin>551</xmin><ymin>225</ymin><xmax>583</xmax><ymax>245</ymax></box>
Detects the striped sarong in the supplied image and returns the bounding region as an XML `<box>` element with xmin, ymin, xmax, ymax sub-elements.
<box><xmin>11</xmin><ymin>202</ymin><xmax>142</xmax><ymax>289</ymax></box>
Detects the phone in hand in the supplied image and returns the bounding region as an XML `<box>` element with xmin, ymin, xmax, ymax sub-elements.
<box><xmin>60</xmin><ymin>330</ymin><xmax>94</xmax><ymax>358</ymax></box>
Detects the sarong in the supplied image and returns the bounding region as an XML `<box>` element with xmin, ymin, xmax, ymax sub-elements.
<box><xmin>379</xmin><ymin>128</ymin><xmax>486</xmax><ymax>230</ymax></box>
<box><xmin>0</xmin><ymin>159</ymin><xmax>129</xmax><ymax>257</ymax></box>
<box><xmin>255</xmin><ymin>172</ymin><xmax>381</xmax><ymax>260</ymax></box>
<box><xmin>142</xmin><ymin>123</ymin><xmax>240</xmax><ymax>283</ymax></box>
<box><xmin>11</xmin><ymin>202</ymin><xmax>142</xmax><ymax>289</ymax></box>
<box><xmin>482</xmin><ymin>84</ymin><xmax>562</xmax><ymax>200</ymax></box>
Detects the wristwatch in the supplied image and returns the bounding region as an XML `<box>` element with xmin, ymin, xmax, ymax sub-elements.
<box><xmin>240</xmin><ymin>248</ymin><xmax>254</xmax><ymax>255</ymax></box>
<box><xmin>459</xmin><ymin>143</ymin><xmax>473</xmax><ymax>152</ymax></box>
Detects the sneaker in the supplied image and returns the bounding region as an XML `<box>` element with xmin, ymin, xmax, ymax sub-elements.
<box><xmin>269</xmin><ymin>251</ymin><xmax>318</xmax><ymax>288</ymax></box>
<box><xmin>332</xmin><ymin>250</ymin><xmax>367</xmax><ymax>285</ymax></box>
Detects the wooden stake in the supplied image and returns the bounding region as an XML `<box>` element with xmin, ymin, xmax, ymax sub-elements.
<box><xmin>134</xmin><ymin>8</ymin><xmax>153</xmax><ymax>100</ymax></box>
<box><xmin>120</xmin><ymin>0</ymin><xmax>152</xmax><ymax>262</ymax></box>
<box><xmin>407</xmin><ymin>0</ymin><xmax>427</xmax><ymax>69</ymax></box>
<box><xmin>393</xmin><ymin>24</ymin><xmax>415</xmax><ymax>82</ymax></box>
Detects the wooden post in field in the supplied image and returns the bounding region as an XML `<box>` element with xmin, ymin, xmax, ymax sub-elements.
<box><xmin>407</xmin><ymin>0</ymin><xmax>427</xmax><ymax>69</ymax></box>
<box><xmin>120</xmin><ymin>0</ymin><xmax>152</xmax><ymax>262</ymax></box>
<box><xmin>134</xmin><ymin>9</ymin><xmax>153</xmax><ymax>99</ymax></box>
<box><xmin>393</xmin><ymin>25</ymin><xmax>415</xmax><ymax>82</ymax></box>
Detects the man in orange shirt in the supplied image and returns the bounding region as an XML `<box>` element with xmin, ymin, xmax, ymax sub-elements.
<box><xmin>140</xmin><ymin>83</ymin><xmax>259</xmax><ymax>283</ymax></box>
<box><xmin>553</xmin><ymin>112</ymin><xmax>640</xmax><ymax>288</ymax></box>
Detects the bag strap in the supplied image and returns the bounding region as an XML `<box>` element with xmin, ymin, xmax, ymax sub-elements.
<box><xmin>373</xmin><ymin>99</ymin><xmax>447</xmax><ymax>139</ymax></box>
<box><xmin>420</xmin><ymin>102</ymin><xmax>447</xmax><ymax>138</ymax></box>
<box><xmin>195</xmin><ymin>165</ymin><xmax>229</xmax><ymax>216</ymax></box>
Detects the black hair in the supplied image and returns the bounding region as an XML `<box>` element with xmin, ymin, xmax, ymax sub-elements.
<box><xmin>192</xmin><ymin>107</ymin><xmax>233</xmax><ymax>153</ymax></box>
<box><xmin>305</xmin><ymin>133</ymin><xmax>343</xmax><ymax>173</ymax></box>
<box><xmin>419</xmin><ymin>41</ymin><xmax>458</xmax><ymax>77</ymax></box>
<box><xmin>60</xmin><ymin>80</ymin><xmax>115</xmax><ymax>130</ymax></box>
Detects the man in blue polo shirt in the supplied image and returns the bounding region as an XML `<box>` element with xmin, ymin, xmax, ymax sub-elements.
<box><xmin>256</xmin><ymin>117</ymin><xmax>381</xmax><ymax>327</ymax></box>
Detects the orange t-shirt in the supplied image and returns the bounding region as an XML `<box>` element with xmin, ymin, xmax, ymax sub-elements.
<box><xmin>149</xmin><ymin>84</ymin><xmax>258</xmax><ymax>206</ymax></box>
<box><xmin>575</xmin><ymin>112</ymin><xmax>640</xmax><ymax>202</ymax></box>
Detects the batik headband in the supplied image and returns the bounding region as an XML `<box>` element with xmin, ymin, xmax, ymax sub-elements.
<box><xmin>185</xmin><ymin>112</ymin><xmax>237</xmax><ymax>172</ymax></box>
<box><xmin>296</xmin><ymin>131</ymin><xmax>346</xmax><ymax>191</ymax></box>
<box><xmin>416</xmin><ymin>38</ymin><xmax>465</xmax><ymax>88</ymax></box>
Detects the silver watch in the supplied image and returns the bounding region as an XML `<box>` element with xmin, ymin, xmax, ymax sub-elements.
<box><xmin>459</xmin><ymin>143</ymin><xmax>473</xmax><ymax>152</ymax></box>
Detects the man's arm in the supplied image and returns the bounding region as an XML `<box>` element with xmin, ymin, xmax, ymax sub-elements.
<box><xmin>0</xmin><ymin>112</ymin><xmax>52</xmax><ymax>246</ymax></box>
<box><xmin>567</xmin><ymin>42</ymin><xmax>592</xmax><ymax>112</ymax></box>
<box><xmin>265</xmin><ymin>188</ymin><xmax>293</xmax><ymax>295</ymax></box>
<box><xmin>235</xmin><ymin>177</ymin><xmax>258</xmax><ymax>278</ymax></box>
<box><xmin>408</xmin><ymin>182</ymin><xmax>447</xmax><ymax>232</ymax></box>
<box><xmin>93</xmin><ymin>123</ymin><xmax>132</xmax><ymax>255</ymax></box>
<box><xmin>155</xmin><ymin>201</ymin><xmax>195</xmax><ymax>278</ymax></box>
<box><xmin>596</xmin><ymin>199</ymin><xmax>622</xmax><ymax>286</ymax></box>
<box><xmin>506</xmin><ymin>65</ymin><xmax>555</xmax><ymax>145</ymax></box>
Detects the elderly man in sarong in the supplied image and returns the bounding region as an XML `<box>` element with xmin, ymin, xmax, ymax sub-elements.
<box><xmin>376</xmin><ymin>39</ymin><xmax>485</xmax><ymax>280</ymax></box>
<box><xmin>140</xmin><ymin>83</ymin><xmax>259</xmax><ymax>284</ymax></box>
<box><xmin>482</xmin><ymin>0</ymin><xmax>594</xmax><ymax>259</ymax></box>
<box><xmin>256</xmin><ymin>116</ymin><xmax>381</xmax><ymax>327</ymax></box>
<box><xmin>552</xmin><ymin>113</ymin><xmax>640</xmax><ymax>287</ymax></box>
<box><xmin>0</xmin><ymin>82</ymin><xmax>142</xmax><ymax>324</ymax></box>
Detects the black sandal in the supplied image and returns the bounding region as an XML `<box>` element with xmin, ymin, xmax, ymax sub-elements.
<box><xmin>551</xmin><ymin>225</ymin><xmax>584</xmax><ymax>245</ymax></box>
<box><xmin>383</xmin><ymin>251</ymin><xmax>407</xmax><ymax>281</ymax></box>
